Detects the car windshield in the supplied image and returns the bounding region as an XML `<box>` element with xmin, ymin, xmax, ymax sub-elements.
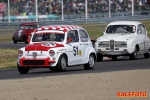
<box><xmin>24</xmin><ymin>25</ymin><xmax>38</xmax><ymax>29</ymax></box>
<box><xmin>106</xmin><ymin>25</ymin><xmax>136</xmax><ymax>34</ymax></box>
<box><xmin>32</xmin><ymin>32</ymin><xmax>65</xmax><ymax>42</ymax></box>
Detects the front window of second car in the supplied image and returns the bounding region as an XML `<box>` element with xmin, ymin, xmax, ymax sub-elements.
<box><xmin>106</xmin><ymin>25</ymin><xmax>136</xmax><ymax>34</ymax></box>
<box><xmin>32</xmin><ymin>32</ymin><xmax>65</xmax><ymax>42</ymax></box>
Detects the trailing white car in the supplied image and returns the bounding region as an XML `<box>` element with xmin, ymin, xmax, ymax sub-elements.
<box><xmin>94</xmin><ymin>21</ymin><xmax>150</xmax><ymax>61</ymax></box>
<box><xmin>17</xmin><ymin>25</ymin><xmax>96</xmax><ymax>74</ymax></box>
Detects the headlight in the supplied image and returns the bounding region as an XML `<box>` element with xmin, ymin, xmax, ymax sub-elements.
<box><xmin>49</xmin><ymin>50</ymin><xmax>55</xmax><ymax>56</ymax></box>
<box><xmin>18</xmin><ymin>50</ymin><xmax>23</xmax><ymax>57</ymax></box>
<box><xmin>121</xmin><ymin>42</ymin><xmax>127</xmax><ymax>47</ymax></box>
<box><xmin>99</xmin><ymin>42</ymin><xmax>103</xmax><ymax>47</ymax></box>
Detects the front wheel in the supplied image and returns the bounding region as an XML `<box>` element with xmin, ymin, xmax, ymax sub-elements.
<box><xmin>111</xmin><ymin>56</ymin><xmax>117</xmax><ymax>61</ymax></box>
<box><xmin>17</xmin><ymin>63</ymin><xmax>29</xmax><ymax>74</ymax></box>
<box><xmin>24</xmin><ymin>36</ymin><xmax>28</xmax><ymax>44</ymax></box>
<box><xmin>84</xmin><ymin>54</ymin><xmax>95</xmax><ymax>70</ymax></box>
<box><xmin>129</xmin><ymin>48</ymin><xmax>138</xmax><ymax>60</ymax></box>
<box><xmin>13</xmin><ymin>38</ymin><xmax>17</xmax><ymax>44</ymax></box>
<box><xmin>49</xmin><ymin>67</ymin><xmax>57</xmax><ymax>72</ymax></box>
<box><xmin>56</xmin><ymin>55</ymin><xmax>67</xmax><ymax>72</ymax></box>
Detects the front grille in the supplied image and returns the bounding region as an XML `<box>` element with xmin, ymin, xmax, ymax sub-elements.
<box><xmin>115</xmin><ymin>41</ymin><xmax>122</xmax><ymax>47</ymax></box>
<box><xmin>103</xmin><ymin>41</ymin><xmax>110</xmax><ymax>47</ymax></box>
<box><xmin>23</xmin><ymin>60</ymin><xmax>45</xmax><ymax>65</ymax></box>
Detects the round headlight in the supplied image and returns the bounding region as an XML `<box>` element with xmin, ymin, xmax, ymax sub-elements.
<box><xmin>121</xmin><ymin>42</ymin><xmax>127</xmax><ymax>47</ymax></box>
<box><xmin>49</xmin><ymin>50</ymin><xmax>55</xmax><ymax>56</ymax></box>
<box><xmin>99</xmin><ymin>42</ymin><xmax>103</xmax><ymax>47</ymax></box>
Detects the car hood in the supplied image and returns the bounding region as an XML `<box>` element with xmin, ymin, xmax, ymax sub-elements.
<box><xmin>25</xmin><ymin>42</ymin><xmax>64</xmax><ymax>51</ymax></box>
<box><xmin>98</xmin><ymin>33</ymin><xmax>135</xmax><ymax>41</ymax></box>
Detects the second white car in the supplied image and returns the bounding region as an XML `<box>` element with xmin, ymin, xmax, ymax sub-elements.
<box><xmin>94</xmin><ymin>21</ymin><xmax>150</xmax><ymax>61</ymax></box>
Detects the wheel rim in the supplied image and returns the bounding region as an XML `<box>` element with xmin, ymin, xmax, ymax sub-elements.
<box><xmin>134</xmin><ymin>48</ymin><xmax>138</xmax><ymax>57</ymax></box>
<box><xmin>89</xmin><ymin>55</ymin><xmax>94</xmax><ymax>67</ymax></box>
<box><xmin>61</xmin><ymin>57</ymin><xmax>66</xmax><ymax>69</ymax></box>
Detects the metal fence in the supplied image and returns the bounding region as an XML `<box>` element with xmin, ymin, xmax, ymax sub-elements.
<box><xmin>0</xmin><ymin>0</ymin><xmax>150</xmax><ymax>22</ymax></box>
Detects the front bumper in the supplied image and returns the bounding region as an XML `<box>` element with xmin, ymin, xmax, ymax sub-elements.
<box><xmin>19</xmin><ymin>57</ymin><xmax>56</xmax><ymax>67</ymax></box>
<box><xmin>97</xmin><ymin>49</ymin><xmax>128</xmax><ymax>56</ymax></box>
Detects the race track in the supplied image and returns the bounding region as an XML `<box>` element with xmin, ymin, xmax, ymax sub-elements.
<box><xmin>0</xmin><ymin>43</ymin><xmax>27</xmax><ymax>48</ymax></box>
<box><xmin>0</xmin><ymin>54</ymin><xmax>150</xmax><ymax>80</ymax></box>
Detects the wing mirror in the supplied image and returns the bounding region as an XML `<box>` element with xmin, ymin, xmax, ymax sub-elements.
<box><xmin>66</xmin><ymin>38</ymin><xmax>73</xmax><ymax>44</ymax></box>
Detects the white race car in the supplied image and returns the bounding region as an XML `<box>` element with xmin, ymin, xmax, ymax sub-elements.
<box><xmin>17</xmin><ymin>25</ymin><xmax>96</xmax><ymax>74</ymax></box>
<box><xmin>94</xmin><ymin>21</ymin><xmax>150</xmax><ymax>61</ymax></box>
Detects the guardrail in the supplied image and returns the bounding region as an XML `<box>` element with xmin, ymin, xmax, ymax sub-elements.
<box><xmin>0</xmin><ymin>13</ymin><xmax>150</xmax><ymax>29</ymax></box>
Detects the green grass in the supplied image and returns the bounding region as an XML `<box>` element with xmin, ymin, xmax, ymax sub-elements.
<box><xmin>0</xmin><ymin>48</ymin><xmax>18</xmax><ymax>69</ymax></box>
<box><xmin>0</xmin><ymin>20</ymin><xmax>150</xmax><ymax>69</ymax></box>
<box><xmin>0</xmin><ymin>29</ymin><xmax>15</xmax><ymax>43</ymax></box>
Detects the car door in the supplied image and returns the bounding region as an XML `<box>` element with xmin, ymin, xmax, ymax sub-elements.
<box><xmin>140</xmin><ymin>24</ymin><xmax>149</xmax><ymax>51</ymax></box>
<box><xmin>66</xmin><ymin>30</ymin><xmax>82</xmax><ymax>65</ymax></box>
<box><xmin>17</xmin><ymin>25</ymin><xmax>24</xmax><ymax>39</ymax></box>
<box><xmin>137</xmin><ymin>25</ymin><xmax>145</xmax><ymax>52</ymax></box>
<box><xmin>78</xmin><ymin>30</ymin><xmax>90</xmax><ymax>63</ymax></box>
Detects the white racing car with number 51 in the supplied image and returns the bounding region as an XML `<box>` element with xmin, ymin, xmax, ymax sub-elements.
<box><xmin>17</xmin><ymin>25</ymin><xmax>96</xmax><ymax>74</ymax></box>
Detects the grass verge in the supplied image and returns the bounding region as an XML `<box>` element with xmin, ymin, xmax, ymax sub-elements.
<box><xmin>0</xmin><ymin>48</ymin><xmax>18</xmax><ymax>69</ymax></box>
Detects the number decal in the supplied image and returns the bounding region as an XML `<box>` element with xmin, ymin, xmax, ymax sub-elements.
<box><xmin>73</xmin><ymin>46</ymin><xmax>78</xmax><ymax>56</ymax></box>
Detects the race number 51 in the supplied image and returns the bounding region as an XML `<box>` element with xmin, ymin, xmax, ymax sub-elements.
<box><xmin>73</xmin><ymin>46</ymin><xmax>78</xmax><ymax>56</ymax></box>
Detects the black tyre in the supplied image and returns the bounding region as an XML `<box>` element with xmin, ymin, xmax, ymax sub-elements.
<box><xmin>17</xmin><ymin>63</ymin><xmax>29</xmax><ymax>74</ymax></box>
<box><xmin>129</xmin><ymin>47</ymin><xmax>138</xmax><ymax>60</ymax></box>
<box><xmin>49</xmin><ymin>67</ymin><xmax>57</xmax><ymax>72</ymax></box>
<box><xmin>111</xmin><ymin>56</ymin><xmax>117</xmax><ymax>61</ymax></box>
<box><xmin>84</xmin><ymin>54</ymin><xmax>95</xmax><ymax>70</ymax></box>
<box><xmin>56</xmin><ymin>55</ymin><xmax>67</xmax><ymax>72</ymax></box>
<box><xmin>24</xmin><ymin>36</ymin><xmax>28</xmax><ymax>44</ymax></box>
<box><xmin>13</xmin><ymin>37</ymin><xmax>17</xmax><ymax>44</ymax></box>
<box><xmin>144</xmin><ymin>49</ymin><xmax>150</xmax><ymax>58</ymax></box>
<box><xmin>97</xmin><ymin>54</ymin><xmax>103</xmax><ymax>62</ymax></box>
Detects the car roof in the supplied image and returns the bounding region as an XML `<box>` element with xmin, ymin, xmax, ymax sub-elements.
<box><xmin>108</xmin><ymin>21</ymin><xmax>142</xmax><ymax>26</ymax></box>
<box><xmin>36</xmin><ymin>25</ymin><xmax>83</xmax><ymax>33</ymax></box>
<box><xmin>20</xmin><ymin>22</ymin><xmax>38</xmax><ymax>25</ymax></box>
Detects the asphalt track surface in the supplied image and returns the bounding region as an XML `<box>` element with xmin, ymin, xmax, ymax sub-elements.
<box><xmin>0</xmin><ymin>43</ymin><xmax>150</xmax><ymax>80</ymax></box>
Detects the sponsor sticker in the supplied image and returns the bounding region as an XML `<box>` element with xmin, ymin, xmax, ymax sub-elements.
<box><xmin>78</xmin><ymin>50</ymin><xmax>82</xmax><ymax>56</ymax></box>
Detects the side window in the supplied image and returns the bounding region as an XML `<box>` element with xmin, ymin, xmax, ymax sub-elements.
<box><xmin>79</xmin><ymin>30</ymin><xmax>89</xmax><ymax>42</ymax></box>
<box><xmin>19</xmin><ymin>25</ymin><xmax>24</xmax><ymax>30</ymax></box>
<box><xmin>137</xmin><ymin>25</ymin><xmax>142</xmax><ymax>34</ymax></box>
<box><xmin>67</xmin><ymin>30</ymin><xmax>79</xmax><ymax>42</ymax></box>
<box><xmin>140</xmin><ymin>25</ymin><xmax>146</xmax><ymax>35</ymax></box>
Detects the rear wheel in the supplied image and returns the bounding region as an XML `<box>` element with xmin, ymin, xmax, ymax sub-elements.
<box><xmin>97</xmin><ymin>54</ymin><xmax>103</xmax><ymax>62</ymax></box>
<box><xmin>56</xmin><ymin>55</ymin><xmax>67</xmax><ymax>72</ymax></box>
<box><xmin>144</xmin><ymin>48</ymin><xmax>150</xmax><ymax>58</ymax></box>
<box><xmin>84</xmin><ymin>54</ymin><xmax>95</xmax><ymax>70</ymax></box>
<box><xmin>17</xmin><ymin>63</ymin><xmax>29</xmax><ymax>74</ymax></box>
<box><xmin>13</xmin><ymin>37</ymin><xmax>17</xmax><ymax>44</ymax></box>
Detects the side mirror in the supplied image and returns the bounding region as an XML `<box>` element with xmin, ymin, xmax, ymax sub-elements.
<box><xmin>66</xmin><ymin>38</ymin><xmax>72</xmax><ymax>44</ymax></box>
<box><xmin>27</xmin><ymin>36</ymin><xmax>31</xmax><ymax>43</ymax></box>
